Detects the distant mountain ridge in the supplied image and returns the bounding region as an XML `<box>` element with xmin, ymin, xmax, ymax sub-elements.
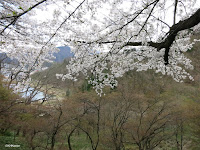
<box><xmin>0</xmin><ymin>53</ymin><xmax>18</xmax><ymax>64</ymax></box>
<box><xmin>0</xmin><ymin>46</ymin><xmax>73</xmax><ymax>70</ymax></box>
<box><xmin>54</xmin><ymin>46</ymin><xmax>74</xmax><ymax>63</ymax></box>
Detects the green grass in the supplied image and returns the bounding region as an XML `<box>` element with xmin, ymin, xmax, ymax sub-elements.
<box><xmin>69</xmin><ymin>133</ymin><xmax>92</xmax><ymax>150</ymax></box>
<box><xmin>0</xmin><ymin>131</ymin><xmax>96</xmax><ymax>150</ymax></box>
<box><xmin>0</xmin><ymin>133</ymin><xmax>29</xmax><ymax>150</ymax></box>
<box><xmin>49</xmin><ymin>133</ymin><xmax>93</xmax><ymax>150</ymax></box>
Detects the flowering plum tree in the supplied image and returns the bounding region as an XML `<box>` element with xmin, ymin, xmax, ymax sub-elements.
<box><xmin>0</xmin><ymin>0</ymin><xmax>200</xmax><ymax>95</ymax></box>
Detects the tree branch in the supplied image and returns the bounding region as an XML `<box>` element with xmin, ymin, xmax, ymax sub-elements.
<box><xmin>67</xmin><ymin>7</ymin><xmax>200</xmax><ymax>65</ymax></box>
<box><xmin>0</xmin><ymin>0</ymin><xmax>47</xmax><ymax>35</ymax></box>
<box><xmin>125</xmin><ymin>8</ymin><xmax>200</xmax><ymax>64</ymax></box>
<box><xmin>173</xmin><ymin>0</ymin><xmax>178</xmax><ymax>25</ymax></box>
<box><xmin>137</xmin><ymin>0</ymin><xmax>159</xmax><ymax>35</ymax></box>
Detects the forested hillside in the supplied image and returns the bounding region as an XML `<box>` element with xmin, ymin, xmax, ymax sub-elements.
<box><xmin>1</xmin><ymin>34</ymin><xmax>200</xmax><ymax>150</ymax></box>
<box><xmin>1</xmin><ymin>0</ymin><xmax>200</xmax><ymax>149</ymax></box>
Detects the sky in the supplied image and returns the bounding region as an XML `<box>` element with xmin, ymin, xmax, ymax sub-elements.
<box><xmin>33</xmin><ymin>0</ymin><xmax>200</xmax><ymax>24</ymax></box>
<box><xmin>31</xmin><ymin>0</ymin><xmax>200</xmax><ymax>47</ymax></box>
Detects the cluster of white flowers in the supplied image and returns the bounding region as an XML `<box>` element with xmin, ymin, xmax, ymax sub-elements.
<box><xmin>59</xmin><ymin>35</ymin><xmax>196</xmax><ymax>95</ymax></box>
<box><xmin>0</xmin><ymin>0</ymin><xmax>199</xmax><ymax>96</ymax></box>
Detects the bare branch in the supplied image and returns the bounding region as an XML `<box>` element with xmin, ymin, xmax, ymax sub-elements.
<box><xmin>137</xmin><ymin>0</ymin><xmax>159</xmax><ymax>35</ymax></box>
<box><xmin>173</xmin><ymin>0</ymin><xmax>178</xmax><ymax>25</ymax></box>
<box><xmin>0</xmin><ymin>0</ymin><xmax>47</xmax><ymax>35</ymax></box>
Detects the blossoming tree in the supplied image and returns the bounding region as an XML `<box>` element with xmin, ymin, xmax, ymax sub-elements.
<box><xmin>0</xmin><ymin>0</ymin><xmax>200</xmax><ymax>95</ymax></box>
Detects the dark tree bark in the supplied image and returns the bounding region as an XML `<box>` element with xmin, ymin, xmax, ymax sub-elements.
<box><xmin>76</xmin><ymin>8</ymin><xmax>200</xmax><ymax>65</ymax></box>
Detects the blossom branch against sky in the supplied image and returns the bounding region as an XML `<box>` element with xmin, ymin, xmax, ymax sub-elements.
<box><xmin>0</xmin><ymin>0</ymin><xmax>48</xmax><ymax>35</ymax></box>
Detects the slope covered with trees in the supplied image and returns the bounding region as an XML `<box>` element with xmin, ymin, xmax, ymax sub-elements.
<box><xmin>1</xmin><ymin>0</ymin><xmax>200</xmax><ymax>149</ymax></box>
<box><xmin>2</xmin><ymin>62</ymin><xmax>200</xmax><ymax>149</ymax></box>
<box><xmin>10</xmin><ymin>34</ymin><xmax>197</xmax><ymax>149</ymax></box>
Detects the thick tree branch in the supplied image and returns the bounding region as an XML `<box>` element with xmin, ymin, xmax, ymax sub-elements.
<box><xmin>126</xmin><ymin>8</ymin><xmax>200</xmax><ymax>64</ymax></box>
<box><xmin>161</xmin><ymin>8</ymin><xmax>200</xmax><ymax>64</ymax></box>
<box><xmin>67</xmin><ymin>8</ymin><xmax>200</xmax><ymax>65</ymax></box>
<box><xmin>126</xmin><ymin>8</ymin><xmax>200</xmax><ymax>49</ymax></box>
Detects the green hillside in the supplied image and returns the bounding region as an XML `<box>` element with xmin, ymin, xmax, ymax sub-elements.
<box><xmin>1</xmin><ymin>34</ymin><xmax>200</xmax><ymax>150</ymax></box>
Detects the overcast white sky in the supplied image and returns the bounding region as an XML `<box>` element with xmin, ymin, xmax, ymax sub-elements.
<box><xmin>31</xmin><ymin>0</ymin><xmax>200</xmax><ymax>47</ymax></box>
<box><xmin>34</xmin><ymin>0</ymin><xmax>200</xmax><ymax>24</ymax></box>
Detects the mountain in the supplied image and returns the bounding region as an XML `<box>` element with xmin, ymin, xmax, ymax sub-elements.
<box><xmin>0</xmin><ymin>46</ymin><xmax>73</xmax><ymax>69</ymax></box>
<box><xmin>53</xmin><ymin>46</ymin><xmax>74</xmax><ymax>63</ymax></box>
<box><xmin>0</xmin><ymin>53</ymin><xmax>18</xmax><ymax>64</ymax></box>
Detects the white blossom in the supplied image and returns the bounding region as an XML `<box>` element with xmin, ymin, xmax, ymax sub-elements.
<box><xmin>0</xmin><ymin>0</ymin><xmax>199</xmax><ymax>95</ymax></box>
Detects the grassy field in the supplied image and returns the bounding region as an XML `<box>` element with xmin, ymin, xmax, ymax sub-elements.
<box><xmin>0</xmin><ymin>132</ymin><xmax>29</xmax><ymax>150</ymax></box>
<box><xmin>0</xmin><ymin>131</ymin><xmax>94</xmax><ymax>150</ymax></box>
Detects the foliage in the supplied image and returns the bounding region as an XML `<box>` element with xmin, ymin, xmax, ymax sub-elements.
<box><xmin>0</xmin><ymin>0</ymin><xmax>200</xmax><ymax>94</ymax></box>
<box><xmin>0</xmin><ymin>134</ymin><xmax>29</xmax><ymax>150</ymax></box>
<box><xmin>2</xmin><ymin>67</ymin><xmax>200</xmax><ymax>149</ymax></box>
<box><xmin>1</xmin><ymin>1</ymin><xmax>200</xmax><ymax>149</ymax></box>
<box><xmin>0</xmin><ymin>76</ymin><xmax>15</xmax><ymax>101</ymax></box>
